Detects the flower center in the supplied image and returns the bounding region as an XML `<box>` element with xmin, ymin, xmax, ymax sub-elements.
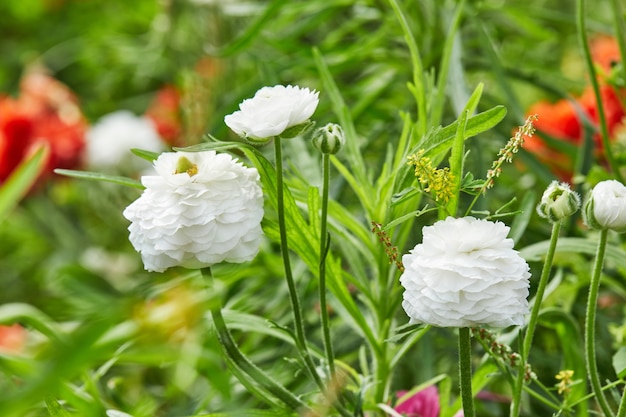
<box><xmin>174</xmin><ymin>156</ymin><xmax>198</xmax><ymax>177</ymax></box>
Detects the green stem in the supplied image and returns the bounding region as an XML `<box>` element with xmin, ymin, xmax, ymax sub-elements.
<box><xmin>319</xmin><ymin>153</ymin><xmax>335</xmax><ymax>377</ymax></box>
<box><xmin>613</xmin><ymin>380</ymin><xmax>626</xmax><ymax>417</ymax></box>
<box><xmin>610</xmin><ymin>0</ymin><xmax>626</xmax><ymax>93</ymax></box>
<box><xmin>577</xmin><ymin>0</ymin><xmax>624</xmax><ymax>183</ymax></box>
<box><xmin>273</xmin><ymin>137</ymin><xmax>325</xmax><ymax>389</ymax></box>
<box><xmin>201</xmin><ymin>268</ymin><xmax>313</xmax><ymax>413</ymax></box>
<box><xmin>511</xmin><ymin>221</ymin><xmax>562</xmax><ymax>416</ymax></box>
<box><xmin>459</xmin><ymin>327</ymin><xmax>476</xmax><ymax>417</ymax></box>
<box><xmin>585</xmin><ymin>229</ymin><xmax>615</xmax><ymax>417</ymax></box>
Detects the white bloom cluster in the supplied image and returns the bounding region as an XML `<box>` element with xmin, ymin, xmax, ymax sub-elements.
<box><xmin>86</xmin><ymin>110</ymin><xmax>164</xmax><ymax>170</ymax></box>
<box><xmin>123</xmin><ymin>151</ymin><xmax>264</xmax><ymax>272</ymax></box>
<box><xmin>583</xmin><ymin>180</ymin><xmax>626</xmax><ymax>233</ymax></box>
<box><xmin>400</xmin><ymin>217</ymin><xmax>530</xmax><ymax>328</ymax></box>
<box><xmin>224</xmin><ymin>85</ymin><xmax>319</xmax><ymax>142</ymax></box>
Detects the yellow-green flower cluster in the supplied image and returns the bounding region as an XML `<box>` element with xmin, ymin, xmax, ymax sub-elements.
<box><xmin>407</xmin><ymin>150</ymin><xmax>454</xmax><ymax>203</ymax></box>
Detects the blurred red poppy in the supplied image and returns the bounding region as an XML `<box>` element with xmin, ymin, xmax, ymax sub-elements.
<box><xmin>0</xmin><ymin>68</ymin><xmax>86</xmax><ymax>185</ymax></box>
<box><xmin>523</xmin><ymin>36</ymin><xmax>625</xmax><ymax>178</ymax></box>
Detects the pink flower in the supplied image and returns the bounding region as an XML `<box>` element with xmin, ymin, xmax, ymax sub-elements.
<box><xmin>395</xmin><ymin>386</ymin><xmax>440</xmax><ymax>417</ymax></box>
<box><xmin>393</xmin><ymin>386</ymin><xmax>464</xmax><ymax>417</ymax></box>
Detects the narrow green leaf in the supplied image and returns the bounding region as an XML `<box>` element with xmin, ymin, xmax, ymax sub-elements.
<box><xmin>211</xmin><ymin>0</ymin><xmax>285</xmax><ymax>56</ymax></box>
<box><xmin>462</xmin><ymin>82</ymin><xmax>484</xmax><ymax>117</ymax></box>
<box><xmin>53</xmin><ymin>169</ymin><xmax>143</xmax><ymax>189</ymax></box>
<box><xmin>445</xmin><ymin>110</ymin><xmax>468</xmax><ymax>218</ymax></box>
<box><xmin>174</xmin><ymin>140</ymin><xmax>255</xmax><ymax>154</ymax></box>
<box><xmin>416</xmin><ymin>105</ymin><xmax>507</xmax><ymax>159</ymax></box>
<box><xmin>0</xmin><ymin>144</ymin><xmax>48</xmax><ymax>220</ymax></box>
<box><xmin>313</xmin><ymin>47</ymin><xmax>367</xmax><ymax>184</ymax></box>
<box><xmin>45</xmin><ymin>398</ymin><xmax>72</xmax><ymax>417</ymax></box>
<box><xmin>509</xmin><ymin>191</ymin><xmax>536</xmax><ymax>244</ymax></box>
<box><xmin>613</xmin><ymin>347</ymin><xmax>626</xmax><ymax>379</ymax></box>
<box><xmin>520</xmin><ymin>237</ymin><xmax>626</xmax><ymax>269</ymax></box>
<box><xmin>129</xmin><ymin>148</ymin><xmax>160</xmax><ymax>162</ymax></box>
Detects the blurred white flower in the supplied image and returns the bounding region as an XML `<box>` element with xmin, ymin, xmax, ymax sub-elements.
<box><xmin>224</xmin><ymin>85</ymin><xmax>319</xmax><ymax>143</ymax></box>
<box><xmin>86</xmin><ymin>110</ymin><xmax>164</xmax><ymax>170</ymax></box>
<box><xmin>536</xmin><ymin>180</ymin><xmax>580</xmax><ymax>223</ymax></box>
<box><xmin>123</xmin><ymin>151</ymin><xmax>264</xmax><ymax>272</ymax></box>
<box><xmin>400</xmin><ymin>217</ymin><xmax>530</xmax><ymax>328</ymax></box>
<box><xmin>583</xmin><ymin>179</ymin><xmax>626</xmax><ymax>232</ymax></box>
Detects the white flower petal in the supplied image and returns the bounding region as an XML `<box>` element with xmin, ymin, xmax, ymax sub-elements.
<box><xmin>224</xmin><ymin>84</ymin><xmax>319</xmax><ymax>140</ymax></box>
<box><xmin>399</xmin><ymin>216</ymin><xmax>530</xmax><ymax>328</ymax></box>
<box><xmin>123</xmin><ymin>151</ymin><xmax>264</xmax><ymax>272</ymax></box>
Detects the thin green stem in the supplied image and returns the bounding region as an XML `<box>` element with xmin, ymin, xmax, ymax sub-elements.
<box><xmin>319</xmin><ymin>153</ymin><xmax>335</xmax><ymax>377</ymax></box>
<box><xmin>577</xmin><ymin>0</ymin><xmax>624</xmax><ymax>183</ymax></box>
<box><xmin>459</xmin><ymin>327</ymin><xmax>476</xmax><ymax>417</ymax></box>
<box><xmin>201</xmin><ymin>268</ymin><xmax>313</xmax><ymax>414</ymax></box>
<box><xmin>273</xmin><ymin>137</ymin><xmax>325</xmax><ymax>389</ymax></box>
<box><xmin>511</xmin><ymin>221</ymin><xmax>562</xmax><ymax>416</ymax></box>
<box><xmin>585</xmin><ymin>229</ymin><xmax>615</xmax><ymax>417</ymax></box>
<box><xmin>610</xmin><ymin>0</ymin><xmax>626</xmax><ymax>92</ymax></box>
<box><xmin>613</xmin><ymin>379</ymin><xmax>626</xmax><ymax>417</ymax></box>
<box><xmin>523</xmin><ymin>220</ymin><xmax>562</xmax><ymax>357</ymax></box>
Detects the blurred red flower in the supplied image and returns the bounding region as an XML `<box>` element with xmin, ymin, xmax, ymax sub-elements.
<box><xmin>0</xmin><ymin>68</ymin><xmax>86</xmax><ymax>185</ymax></box>
<box><xmin>523</xmin><ymin>36</ymin><xmax>625</xmax><ymax>178</ymax></box>
<box><xmin>145</xmin><ymin>85</ymin><xmax>182</xmax><ymax>147</ymax></box>
<box><xmin>0</xmin><ymin>324</ymin><xmax>26</xmax><ymax>353</ymax></box>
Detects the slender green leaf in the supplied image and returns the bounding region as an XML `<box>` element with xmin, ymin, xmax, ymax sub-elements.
<box><xmin>0</xmin><ymin>144</ymin><xmax>48</xmax><ymax>220</ymax></box>
<box><xmin>520</xmin><ymin>237</ymin><xmax>626</xmax><ymax>269</ymax></box>
<box><xmin>54</xmin><ymin>169</ymin><xmax>143</xmax><ymax>189</ymax></box>
<box><xmin>613</xmin><ymin>347</ymin><xmax>626</xmax><ymax>379</ymax></box>
<box><xmin>416</xmin><ymin>105</ymin><xmax>507</xmax><ymax>158</ymax></box>
<box><xmin>130</xmin><ymin>148</ymin><xmax>160</xmax><ymax>162</ymax></box>
<box><xmin>45</xmin><ymin>398</ymin><xmax>72</xmax><ymax>417</ymax></box>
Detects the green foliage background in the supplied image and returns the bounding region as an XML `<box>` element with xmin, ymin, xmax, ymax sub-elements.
<box><xmin>1</xmin><ymin>0</ymin><xmax>626</xmax><ymax>416</ymax></box>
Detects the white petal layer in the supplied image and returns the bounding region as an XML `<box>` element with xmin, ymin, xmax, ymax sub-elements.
<box><xmin>399</xmin><ymin>217</ymin><xmax>530</xmax><ymax>328</ymax></box>
<box><xmin>224</xmin><ymin>85</ymin><xmax>319</xmax><ymax>140</ymax></box>
<box><xmin>123</xmin><ymin>151</ymin><xmax>264</xmax><ymax>272</ymax></box>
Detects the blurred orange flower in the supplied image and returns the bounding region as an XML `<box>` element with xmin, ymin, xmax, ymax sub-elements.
<box><xmin>0</xmin><ymin>67</ymin><xmax>86</xmax><ymax>185</ymax></box>
<box><xmin>524</xmin><ymin>36</ymin><xmax>625</xmax><ymax>178</ymax></box>
<box><xmin>0</xmin><ymin>324</ymin><xmax>26</xmax><ymax>353</ymax></box>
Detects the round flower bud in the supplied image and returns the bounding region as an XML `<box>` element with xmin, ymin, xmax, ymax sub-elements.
<box><xmin>123</xmin><ymin>151</ymin><xmax>264</xmax><ymax>272</ymax></box>
<box><xmin>536</xmin><ymin>180</ymin><xmax>581</xmax><ymax>223</ymax></box>
<box><xmin>583</xmin><ymin>179</ymin><xmax>626</xmax><ymax>232</ymax></box>
<box><xmin>313</xmin><ymin>123</ymin><xmax>345</xmax><ymax>154</ymax></box>
<box><xmin>224</xmin><ymin>85</ymin><xmax>319</xmax><ymax>144</ymax></box>
<box><xmin>400</xmin><ymin>216</ymin><xmax>530</xmax><ymax>328</ymax></box>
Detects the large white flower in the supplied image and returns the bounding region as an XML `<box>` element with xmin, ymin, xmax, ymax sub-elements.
<box><xmin>86</xmin><ymin>110</ymin><xmax>164</xmax><ymax>170</ymax></box>
<box><xmin>224</xmin><ymin>85</ymin><xmax>319</xmax><ymax>142</ymax></box>
<box><xmin>400</xmin><ymin>217</ymin><xmax>530</xmax><ymax>328</ymax></box>
<box><xmin>123</xmin><ymin>151</ymin><xmax>264</xmax><ymax>272</ymax></box>
<box><xmin>583</xmin><ymin>180</ymin><xmax>626</xmax><ymax>233</ymax></box>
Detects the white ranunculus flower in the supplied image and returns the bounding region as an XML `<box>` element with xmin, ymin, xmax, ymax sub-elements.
<box><xmin>400</xmin><ymin>217</ymin><xmax>530</xmax><ymax>328</ymax></box>
<box><xmin>583</xmin><ymin>179</ymin><xmax>626</xmax><ymax>232</ymax></box>
<box><xmin>86</xmin><ymin>110</ymin><xmax>164</xmax><ymax>170</ymax></box>
<box><xmin>224</xmin><ymin>85</ymin><xmax>319</xmax><ymax>143</ymax></box>
<box><xmin>123</xmin><ymin>151</ymin><xmax>264</xmax><ymax>272</ymax></box>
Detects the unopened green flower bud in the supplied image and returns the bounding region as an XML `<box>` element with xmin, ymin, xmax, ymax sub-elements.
<box><xmin>536</xmin><ymin>181</ymin><xmax>580</xmax><ymax>223</ymax></box>
<box><xmin>313</xmin><ymin>123</ymin><xmax>345</xmax><ymax>155</ymax></box>
<box><xmin>583</xmin><ymin>180</ymin><xmax>626</xmax><ymax>232</ymax></box>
